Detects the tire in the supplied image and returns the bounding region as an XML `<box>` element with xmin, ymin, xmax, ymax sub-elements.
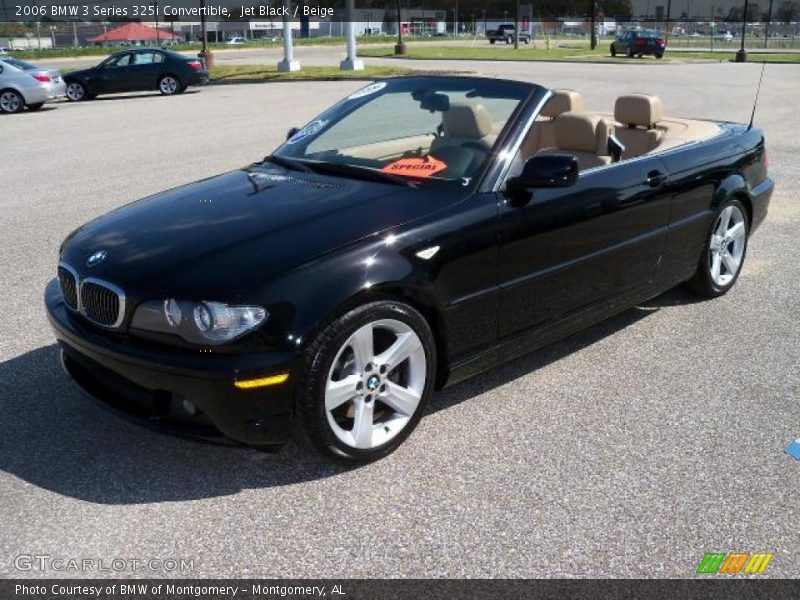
<box><xmin>524</xmin><ymin>37</ymin><xmax>530</xmax><ymax>44</ymax></box>
<box><xmin>656</xmin><ymin>53</ymin><xmax>664</xmax><ymax>59</ymax></box>
<box><xmin>611</xmin><ymin>46</ymin><xmax>617</xmax><ymax>56</ymax></box>
<box><xmin>627</xmin><ymin>47</ymin><xmax>635</xmax><ymax>58</ymax></box>
<box><xmin>27</xmin><ymin>102</ymin><xmax>44</xmax><ymax>111</ymax></box>
<box><xmin>297</xmin><ymin>300</ymin><xmax>437</xmax><ymax>463</ymax></box>
<box><xmin>65</xmin><ymin>81</ymin><xmax>87</xmax><ymax>102</ymax></box>
<box><xmin>0</xmin><ymin>89</ymin><xmax>24</xmax><ymax>114</ymax></box>
<box><xmin>489</xmin><ymin>39</ymin><xmax>496</xmax><ymax>44</ymax></box>
<box><xmin>685</xmin><ymin>198</ymin><xmax>749</xmax><ymax>298</ymax></box>
<box><xmin>158</xmin><ymin>74</ymin><xmax>181</xmax><ymax>96</ymax></box>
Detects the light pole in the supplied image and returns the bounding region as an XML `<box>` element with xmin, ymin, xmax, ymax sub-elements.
<box><xmin>199</xmin><ymin>0</ymin><xmax>214</xmax><ymax>68</ymax></box>
<box><xmin>278</xmin><ymin>0</ymin><xmax>300</xmax><ymax>71</ymax></box>
<box><xmin>395</xmin><ymin>0</ymin><xmax>406</xmax><ymax>54</ymax></box>
<box><xmin>152</xmin><ymin>1</ymin><xmax>160</xmax><ymax>45</ymax></box>
<box><xmin>340</xmin><ymin>0</ymin><xmax>364</xmax><ymax>69</ymax></box>
<box><xmin>514</xmin><ymin>0</ymin><xmax>520</xmax><ymax>48</ymax></box>
<box><xmin>764</xmin><ymin>0</ymin><xmax>773</xmax><ymax>47</ymax></box>
<box><xmin>736</xmin><ymin>0</ymin><xmax>749</xmax><ymax>61</ymax></box>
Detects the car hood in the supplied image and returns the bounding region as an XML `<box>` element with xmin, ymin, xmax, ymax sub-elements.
<box><xmin>60</xmin><ymin>164</ymin><xmax>460</xmax><ymax>300</ymax></box>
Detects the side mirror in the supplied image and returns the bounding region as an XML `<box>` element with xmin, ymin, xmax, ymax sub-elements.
<box><xmin>507</xmin><ymin>154</ymin><xmax>579</xmax><ymax>206</ymax></box>
<box><xmin>286</xmin><ymin>127</ymin><xmax>299</xmax><ymax>141</ymax></box>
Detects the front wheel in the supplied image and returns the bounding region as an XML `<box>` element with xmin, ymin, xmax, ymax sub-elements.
<box><xmin>0</xmin><ymin>89</ymin><xmax>24</xmax><ymax>114</ymax></box>
<box><xmin>158</xmin><ymin>75</ymin><xmax>181</xmax><ymax>96</ymax></box>
<box><xmin>611</xmin><ymin>45</ymin><xmax>617</xmax><ymax>56</ymax></box>
<box><xmin>685</xmin><ymin>199</ymin><xmax>749</xmax><ymax>298</ymax></box>
<box><xmin>297</xmin><ymin>301</ymin><xmax>436</xmax><ymax>463</ymax></box>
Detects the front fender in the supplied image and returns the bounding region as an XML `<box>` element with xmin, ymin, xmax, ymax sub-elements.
<box><xmin>256</xmin><ymin>231</ymin><xmax>437</xmax><ymax>351</ymax></box>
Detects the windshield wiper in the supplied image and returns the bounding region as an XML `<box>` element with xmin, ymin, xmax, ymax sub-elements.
<box><xmin>302</xmin><ymin>161</ymin><xmax>414</xmax><ymax>187</ymax></box>
<box><xmin>262</xmin><ymin>155</ymin><xmax>312</xmax><ymax>172</ymax></box>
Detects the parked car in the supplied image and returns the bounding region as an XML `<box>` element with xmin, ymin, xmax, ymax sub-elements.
<box><xmin>63</xmin><ymin>48</ymin><xmax>208</xmax><ymax>101</ymax></box>
<box><xmin>225</xmin><ymin>37</ymin><xmax>246</xmax><ymax>45</ymax></box>
<box><xmin>0</xmin><ymin>56</ymin><xmax>65</xmax><ymax>114</ymax></box>
<box><xmin>487</xmin><ymin>24</ymin><xmax>531</xmax><ymax>44</ymax></box>
<box><xmin>46</xmin><ymin>77</ymin><xmax>773</xmax><ymax>462</ymax></box>
<box><xmin>715</xmin><ymin>31</ymin><xmax>734</xmax><ymax>41</ymax></box>
<box><xmin>611</xmin><ymin>29</ymin><xmax>667</xmax><ymax>58</ymax></box>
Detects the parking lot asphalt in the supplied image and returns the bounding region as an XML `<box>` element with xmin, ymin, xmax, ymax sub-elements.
<box><xmin>1</xmin><ymin>61</ymin><xmax>798</xmax><ymax>578</ymax></box>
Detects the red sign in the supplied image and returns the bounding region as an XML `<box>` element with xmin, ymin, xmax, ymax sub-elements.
<box><xmin>381</xmin><ymin>156</ymin><xmax>447</xmax><ymax>178</ymax></box>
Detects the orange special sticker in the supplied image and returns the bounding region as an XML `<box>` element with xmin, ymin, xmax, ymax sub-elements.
<box><xmin>381</xmin><ymin>156</ymin><xmax>447</xmax><ymax>178</ymax></box>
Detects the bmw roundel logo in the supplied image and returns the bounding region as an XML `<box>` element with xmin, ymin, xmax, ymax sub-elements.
<box><xmin>86</xmin><ymin>250</ymin><xmax>107</xmax><ymax>267</ymax></box>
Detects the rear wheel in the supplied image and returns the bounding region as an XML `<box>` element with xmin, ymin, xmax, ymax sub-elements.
<box><xmin>685</xmin><ymin>199</ymin><xmax>749</xmax><ymax>298</ymax></box>
<box><xmin>627</xmin><ymin>47</ymin><xmax>635</xmax><ymax>58</ymax></box>
<box><xmin>297</xmin><ymin>300</ymin><xmax>436</xmax><ymax>463</ymax></box>
<box><xmin>0</xmin><ymin>89</ymin><xmax>24</xmax><ymax>114</ymax></box>
<box><xmin>489</xmin><ymin>39</ymin><xmax>496</xmax><ymax>44</ymax></box>
<box><xmin>65</xmin><ymin>81</ymin><xmax>87</xmax><ymax>102</ymax></box>
<box><xmin>27</xmin><ymin>102</ymin><xmax>44</xmax><ymax>111</ymax></box>
<box><xmin>158</xmin><ymin>75</ymin><xmax>181</xmax><ymax>96</ymax></box>
<box><xmin>611</xmin><ymin>45</ymin><xmax>617</xmax><ymax>56</ymax></box>
<box><xmin>656</xmin><ymin>52</ymin><xmax>664</xmax><ymax>59</ymax></box>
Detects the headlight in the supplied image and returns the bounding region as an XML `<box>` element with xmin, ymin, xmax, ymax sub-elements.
<box><xmin>132</xmin><ymin>299</ymin><xmax>268</xmax><ymax>345</ymax></box>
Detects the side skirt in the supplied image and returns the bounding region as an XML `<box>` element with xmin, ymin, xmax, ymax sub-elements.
<box><xmin>442</xmin><ymin>281</ymin><xmax>674</xmax><ymax>388</ymax></box>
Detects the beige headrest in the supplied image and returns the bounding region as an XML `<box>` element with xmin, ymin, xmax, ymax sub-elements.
<box><xmin>615</xmin><ymin>94</ymin><xmax>663</xmax><ymax>127</ymax></box>
<box><xmin>554</xmin><ymin>112</ymin><xmax>603</xmax><ymax>154</ymax></box>
<box><xmin>541</xmin><ymin>89</ymin><xmax>585</xmax><ymax>118</ymax></box>
<box><xmin>442</xmin><ymin>103</ymin><xmax>493</xmax><ymax>139</ymax></box>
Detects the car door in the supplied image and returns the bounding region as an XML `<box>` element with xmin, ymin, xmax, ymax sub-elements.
<box><xmin>129</xmin><ymin>50</ymin><xmax>162</xmax><ymax>91</ymax></box>
<box><xmin>495</xmin><ymin>155</ymin><xmax>672</xmax><ymax>339</ymax></box>
<box><xmin>98</xmin><ymin>52</ymin><xmax>133</xmax><ymax>93</ymax></box>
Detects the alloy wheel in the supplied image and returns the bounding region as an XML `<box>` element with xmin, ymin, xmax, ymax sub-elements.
<box><xmin>324</xmin><ymin>318</ymin><xmax>426</xmax><ymax>450</ymax></box>
<box><xmin>66</xmin><ymin>82</ymin><xmax>85</xmax><ymax>101</ymax></box>
<box><xmin>708</xmin><ymin>204</ymin><xmax>746</xmax><ymax>287</ymax></box>
<box><xmin>160</xmin><ymin>76</ymin><xmax>179</xmax><ymax>95</ymax></box>
<box><xmin>0</xmin><ymin>90</ymin><xmax>22</xmax><ymax>113</ymax></box>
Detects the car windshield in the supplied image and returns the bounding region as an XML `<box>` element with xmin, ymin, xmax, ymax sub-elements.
<box><xmin>273</xmin><ymin>77</ymin><xmax>535</xmax><ymax>186</ymax></box>
<box><xmin>1</xmin><ymin>57</ymin><xmax>38</xmax><ymax>70</ymax></box>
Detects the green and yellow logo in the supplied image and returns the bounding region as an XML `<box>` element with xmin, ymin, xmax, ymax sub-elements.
<box><xmin>696</xmin><ymin>552</ymin><xmax>773</xmax><ymax>575</ymax></box>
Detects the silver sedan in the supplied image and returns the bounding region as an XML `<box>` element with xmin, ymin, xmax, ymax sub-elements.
<box><xmin>0</xmin><ymin>56</ymin><xmax>66</xmax><ymax>114</ymax></box>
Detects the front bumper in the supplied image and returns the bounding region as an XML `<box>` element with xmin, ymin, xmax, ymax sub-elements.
<box><xmin>45</xmin><ymin>279</ymin><xmax>299</xmax><ymax>446</ymax></box>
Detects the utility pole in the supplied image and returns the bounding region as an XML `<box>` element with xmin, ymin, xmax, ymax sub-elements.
<box><xmin>514</xmin><ymin>0</ymin><xmax>520</xmax><ymax>48</ymax></box>
<box><xmin>72</xmin><ymin>20</ymin><xmax>78</xmax><ymax>47</ymax></box>
<box><xmin>736</xmin><ymin>0</ymin><xmax>749</xmax><ymax>61</ymax></box>
<box><xmin>590</xmin><ymin>0</ymin><xmax>597</xmax><ymax>49</ymax></box>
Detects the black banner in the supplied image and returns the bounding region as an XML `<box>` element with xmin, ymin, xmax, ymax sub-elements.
<box><xmin>4</xmin><ymin>580</ymin><xmax>800</xmax><ymax>600</ymax></box>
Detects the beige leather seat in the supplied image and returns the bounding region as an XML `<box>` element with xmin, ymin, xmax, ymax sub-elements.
<box><xmin>614</xmin><ymin>94</ymin><xmax>664</xmax><ymax>159</ymax></box>
<box><xmin>430</xmin><ymin>103</ymin><xmax>495</xmax><ymax>154</ymax></box>
<box><xmin>523</xmin><ymin>89</ymin><xmax>585</xmax><ymax>158</ymax></box>
<box><xmin>534</xmin><ymin>112</ymin><xmax>612</xmax><ymax>171</ymax></box>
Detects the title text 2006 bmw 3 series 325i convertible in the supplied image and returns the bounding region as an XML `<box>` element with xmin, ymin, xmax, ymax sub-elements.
<box><xmin>46</xmin><ymin>77</ymin><xmax>773</xmax><ymax>462</ymax></box>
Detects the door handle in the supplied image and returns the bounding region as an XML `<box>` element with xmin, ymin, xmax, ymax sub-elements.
<box><xmin>646</xmin><ymin>170</ymin><xmax>667</xmax><ymax>188</ymax></box>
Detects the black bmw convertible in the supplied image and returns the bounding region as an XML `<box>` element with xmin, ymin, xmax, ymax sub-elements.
<box><xmin>46</xmin><ymin>76</ymin><xmax>773</xmax><ymax>462</ymax></box>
